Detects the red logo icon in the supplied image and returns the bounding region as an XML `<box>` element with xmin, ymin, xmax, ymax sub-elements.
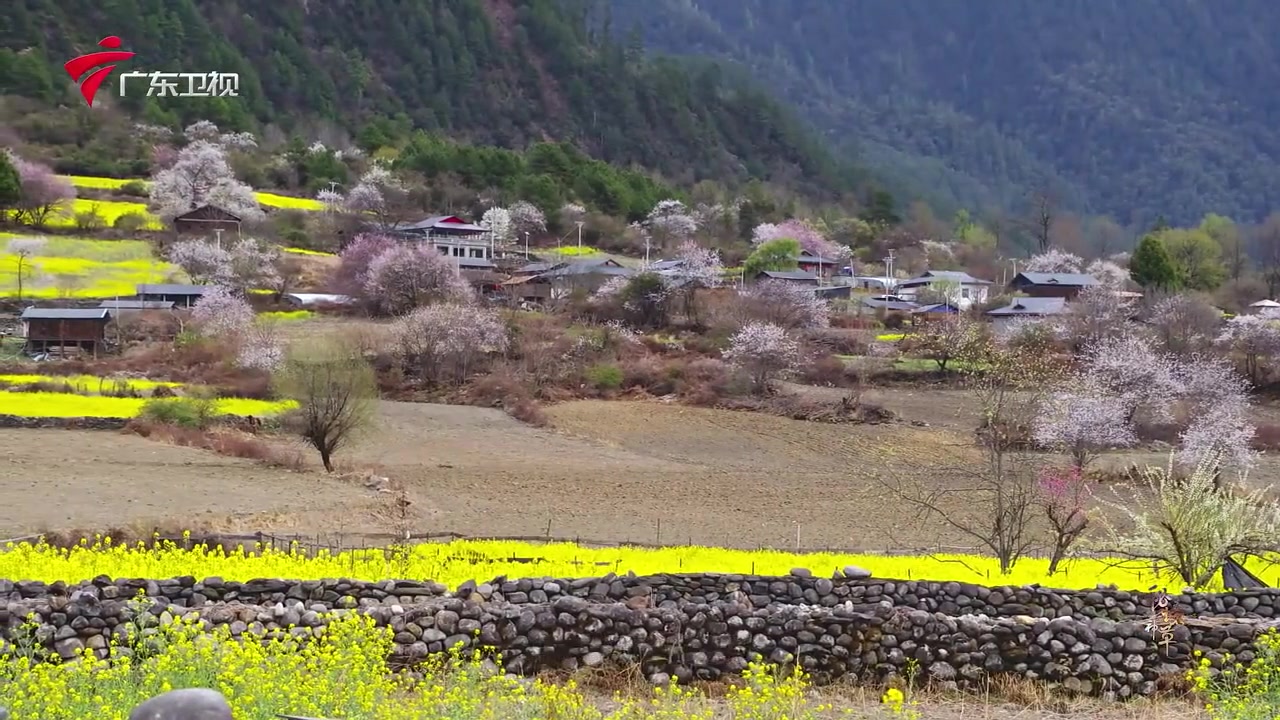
<box><xmin>64</xmin><ymin>36</ymin><xmax>135</xmax><ymax>107</ymax></box>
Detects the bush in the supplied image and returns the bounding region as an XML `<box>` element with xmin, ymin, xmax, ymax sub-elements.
<box><xmin>139</xmin><ymin>396</ymin><xmax>218</xmax><ymax>429</ymax></box>
<box><xmin>585</xmin><ymin>362</ymin><xmax>624</xmax><ymax>390</ymax></box>
<box><xmin>113</xmin><ymin>211</ymin><xmax>148</xmax><ymax>233</ymax></box>
<box><xmin>120</xmin><ymin>179</ymin><xmax>149</xmax><ymax>197</ymax></box>
<box><xmin>1189</xmin><ymin>628</ymin><xmax>1280</xmax><ymax>718</ymax></box>
<box><xmin>74</xmin><ymin>206</ymin><xmax>106</xmax><ymax>232</ymax></box>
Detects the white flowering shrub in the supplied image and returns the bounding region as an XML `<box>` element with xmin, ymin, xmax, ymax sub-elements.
<box><xmin>723</xmin><ymin>321</ymin><xmax>801</xmax><ymax>393</ymax></box>
<box><xmin>393</xmin><ymin>303</ymin><xmax>509</xmax><ymax>386</ymax></box>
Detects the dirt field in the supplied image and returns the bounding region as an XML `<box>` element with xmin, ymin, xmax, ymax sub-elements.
<box><xmin>7</xmin><ymin>385</ymin><xmax>1280</xmax><ymax>549</ymax></box>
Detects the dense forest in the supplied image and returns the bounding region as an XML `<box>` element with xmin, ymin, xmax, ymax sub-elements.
<box><xmin>0</xmin><ymin>0</ymin><xmax>869</xmax><ymax>202</ymax></box>
<box><xmin>607</xmin><ymin>0</ymin><xmax>1280</xmax><ymax>226</ymax></box>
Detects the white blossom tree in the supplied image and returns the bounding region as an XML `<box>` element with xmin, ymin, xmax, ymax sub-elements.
<box><xmin>363</xmin><ymin>243</ymin><xmax>474</xmax><ymax>316</ymax></box>
<box><xmin>236</xmin><ymin>324</ymin><xmax>284</xmax><ymax>372</ymax></box>
<box><xmin>508</xmin><ymin>201</ymin><xmax>547</xmax><ymax>239</ymax></box>
<box><xmin>1148</xmin><ymin>293</ymin><xmax>1223</xmax><ymax>357</ymax></box>
<box><xmin>672</xmin><ymin>240</ymin><xmax>723</xmax><ymax>288</ymax></box>
<box><xmin>149</xmin><ymin>141</ymin><xmax>263</xmax><ymax>221</ymax></box>
<box><xmin>559</xmin><ymin>203</ymin><xmax>586</xmax><ymax>228</ymax></box>
<box><xmin>183</xmin><ymin>120</ymin><xmax>258</xmax><ymax>151</ymax></box>
<box><xmin>1033</xmin><ymin>381</ymin><xmax>1138</xmax><ymax>470</ymax></box>
<box><xmin>645</xmin><ymin>199</ymin><xmax>698</xmax><ymax>246</ymax></box>
<box><xmin>1177</xmin><ymin>355</ymin><xmax>1258</xmax><ymax>478</ymax></box>
<box><xmin>739</xmin><ymin>279</ymin><xmax>830</xmax><ymax>329</ymax></box>
<box><xmin>393</xmin><ymin>303</ymin><xmax>509</xmax><ymax>386</ymax></box>
<box><xmin>169</xmin><ymin>239</ymin><xmax>234</xmax><ymax>285</ymax></box>
<box><xmin>1085</xmin><ymin>258</ymin><xmax>1130</xmax><ymax>288</ymax></box>
<box><xmin>169</xmin><ymin>237</ymin><xmax>280</xmax><ymax>291</ymax></box>
<box><xmin>481</xmin><ymin>206</ymin><xmax>514</xmax><ymax>246</ymax></box>
<box><xmin>191</xmin><ymin>285</ymin><xmax>254</xmax><ymax>339</ymax></box>
<box><xmin>724</xmin><ymin>322</ymin><xmax>801</xmax><ymax>393</ymax></box>
<box><xmin>1076</xmin><ymin>334</ymin><xmax>1183</xmax><ymax>424</ymax></box>
<box><xmin>1022</xmin><ymin>248</ymin><xmax>1084</xmax><ymax>273</ymax></box>
<box><xmin>1216</xmin><ymin>313</ymin><xmax>1280</xmax><ymax>384</ymax></box>
<box><xmin>341</xmin><ymin>166</ymin><xmax>408</xmax><ymax>230</ymax></box>
<box><xmin>1059</xmin><ymin>285</ymin><xmax>1133</xmax><ymax>349</ymax></box>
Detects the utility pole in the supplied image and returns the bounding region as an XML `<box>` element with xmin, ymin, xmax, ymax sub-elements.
<box><xmin>644</xmin><ymin>234</ymin><xmax>651</xmax><ymax>267</ymax></box>
<box><xmin>576</xmin><ymin>221</ymin><xmax>583</xmax><ymax>250</ymax></box>
<box><xmin>213</xmin><ymin>228</ymin><xmax>223</xmax><ymax>250</ymax></box>
<box><xmin>524</xmin><ymin>231</ymin><xmax>530</xmax><ymax>257</ymax></box>
<box><xmin>882</xmin><ymin>249</ymin><xmax>896</xmax><ymax>293</ymax></box>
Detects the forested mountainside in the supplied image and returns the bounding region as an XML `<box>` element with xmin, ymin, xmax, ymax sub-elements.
<box><xmin>608</xmin><ymin>0</ymin><xmax>1280</xmax><ymax>226</ymax></box>
<box><xmin>0</xmin><ymin>0</ymin><xmax>865</xmax><ymax>199</ymax></box>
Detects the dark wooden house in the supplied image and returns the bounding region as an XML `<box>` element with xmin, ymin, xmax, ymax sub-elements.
<box><xmin>172</xmin><ymin>205</ymin><xmax>243</xmax><ymax>236</ymax></box>
<box><xmin>135</xmin><ymin>284</ymin><xmax>210</xmax><ymax>308</ymax></box>
<box><xmin>20</xmin><ymin>307</ymin><xmax>113</xmax><ymax>357</ymax></box>
<box><xmin>1007</xmin><ymin>272</ymin><xmax>1099</xmax><ymax>300</ymax></box>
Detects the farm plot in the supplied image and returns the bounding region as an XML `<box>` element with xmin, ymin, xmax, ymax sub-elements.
<box><xmin>62</xmin><ymin>175</ymin><xmax>326</xmax><ymax>211</ymax></box>
<box><xmin>0</xmin><ymin>235</ymin><xmax>177</xmax><ymax>298</ymax></box>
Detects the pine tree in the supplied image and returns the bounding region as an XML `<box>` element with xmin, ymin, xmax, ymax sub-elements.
<box><xmin>1129</xmin><ymin>234</ymin><xmax>1180</xmax><ymax>290</ymax></box>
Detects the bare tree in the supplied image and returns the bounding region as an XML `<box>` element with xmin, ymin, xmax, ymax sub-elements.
<box><xmin>1025</xmin><ymin>188</ymin><xmax>1056</xmax><ymax>253</ymax></box>
<box><xmin>276</xmin><ymin>338</ymin><xmax>378</xmax><ymax>472</ymax></box>
<box><xmin>7</xmin><ymin>237</ymin><xmax>43</xmax><ymax>302</ymax></box>
<box><xmin>881</xmin><ymin>340</ymin><xmax>1063</xmax><ymax>573</ymax></box>
<box><xmin>1252</xmin><ymin>213</ymin><xmax>1280</xmax><ymax>298</ymax></box>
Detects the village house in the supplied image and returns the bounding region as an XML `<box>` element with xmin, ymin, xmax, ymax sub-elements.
<box><xmin>1007</xmin><ymin>271</ymin><xmax>1099</xmax><ymax>300</ymax></box>
<box><xmin>984</xmin><ymin>296</ymin><xmax>1068</xmax><ymax>331</ymax></box>
<box><xmin>135</xmin><ymin>283</ymin><xmax>210</xmax><ymax>308</ymax></box>
<box><xmin>98</xmin><ymin>299</ymin><xmax>175</xmax><ymax>315</ymax></box>
<box><xmin>910</xmin><ymin>302</ymin><xmax>961</xmax><ymax>324</ymax></box>
<box><xmin>1249</xmin><ymin>299</ymin><xmax>1280</xmax><ymax>318</ymax></box>
<box><xmin>795</xmin><ymin>250</ymin><xmax>840</xmax><ymax>279</ymax></box>
<box><xmin>20</xmin><ymin>307</ymin><xmax>113</xmax><ymax>357</ymax></box>
<box><xmin>172</xmin><ymin>205</ymin><xmax>243</xmax><ymax>237</ymax></box>
<box><xmin>894</xmin><ymin>270</ymin><xmax>993</xmax><ymax>309</ymax></box>
<box><xmin>393</xmin><ymin>215</ymin><xmax>496</xmax><ymax>262</ymax></box>
<box><xmin>851</xmin><ymin>276</ymin><xmax>898</xmax><ymax>293</ymax></box>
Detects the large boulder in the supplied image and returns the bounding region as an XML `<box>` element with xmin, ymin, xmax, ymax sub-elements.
<box><xmin>129</xmin><ymin>689</ymin><xmax>233</xmax><ymax>720</ymax></box>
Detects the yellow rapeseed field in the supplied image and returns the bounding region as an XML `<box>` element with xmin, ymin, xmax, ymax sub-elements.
<box><xmin>0</xmin><ymin>235</ymin><xmax>177</xmax><ymax>298</ymax></box>
<box><xmin>258</xmin><ymin>310</ymin><xmax>314</xmax><ymax>322</ymax></box>
<box><xmin>5</xmin><ymin>536</ymin><xmax>1273</xmax><ymax>591</ymax></box>
<box><xmin>0</xmin><ymin>374</ymin><xmax>180</xmax><ymax>393</ymax></box>
<box><xmin>0</xmin><ymin>393</ymin><xmax>295</xmax><ymax>419</ymax></box>
<box><xmin>62</xmin><ymin>175</ymin><xmax>327</xmax><ymax>211</ymax></box>
<box><xmin>282</xmin><ymin>247</ymin><xmax>336</xmax><ymax>257</ymax></box>
<box><xmin>42</xmin><ymin>198</ymin><xmax>164</xmax><ymax>230</ymax></box>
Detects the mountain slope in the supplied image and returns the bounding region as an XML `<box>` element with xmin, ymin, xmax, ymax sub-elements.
<box><xmin>0</xmin><ymin>0</ymin><xmax>865</xmax><ymax>201</ymax></box>
<box><xmin>608</xmin><ymin>0</ymin><xmax>1280</xmax><ymax>225</ymax></box>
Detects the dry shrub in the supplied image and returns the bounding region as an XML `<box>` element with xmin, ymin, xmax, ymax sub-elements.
<box><xmin>618</xmin><ymin>355</ymin><xmax>678</xmax><ymax>395</ymax></box>
<box><xmin>1254</xmin><ymin>422</ymin><xmax>1280</xmax><ymax>451</ymax></box>
<box><xmin>124</xmin><ymin>419</ymin><xmax>304</xmax><ymax>469</ymax></box>
<box><xmin>829</xmin><ymin>314</ymin><xmax>879</xmax><ymax>330</ymax></box>
<box><xmin>797</xmin><ymin>354</ymin><xmax>851</xmax><ymax>387</ymax></box>
<box><xmin>717</xmin><ymin>392</ymin><xmax>894</xmax><ymax>424</ymax></box>
<box><xmin>805</xmin><ymin>328</ymin><xmax>870</xmax><ymax>356</ymax></box>
<box><xmin>462</xmin><ymin>366</ymin><xmax>548</xmax><ymax>426</ymax></box>
<box><xmin>679</xmin><ymin>357</ymin><xmax>736</xmax><ymax>405</ymax></box>
<box><xmin>113</xmin><ymin>313</ymin><xmax>183</xmax><ymax>343</ymax></box>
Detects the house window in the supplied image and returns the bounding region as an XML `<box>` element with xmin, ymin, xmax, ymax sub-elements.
<box><xmin>962</xmin><ymin>287</ymin><xmax>971</xmax><ymax>299</ymax></box>
<box><xmin>469</xmin><ymin>248</ymin><xmax>483</xmax><ymax>258</ymax></box>
<box><xmin>452</xmin><ymin>247</ymin><xmax>464</xmax><ymax>257</ymax></box>
<box><xmin>437</xmin><ymin>246</ymin><xmax>448</xmax><ymax>255</ymax></box>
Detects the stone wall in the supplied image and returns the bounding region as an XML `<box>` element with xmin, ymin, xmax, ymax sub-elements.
<box><xmin>0</xmin><ymin>414</ymin><xmax>129</xmax><ymax>430</ymax></box>
<box><xmin>2</xmin><ymin>572</ymin><xmax>1279</xmax><ymax>699</ymax></box>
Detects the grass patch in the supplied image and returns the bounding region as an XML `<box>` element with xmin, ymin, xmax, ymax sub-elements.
<box><xmin>259</xmin><ymin>310</ymin><xmax>314</xmax><ymax>322</ymax></box>
<box><xmin>2</xmin><ymin>537</ymin><xmax>1274</xmax><ymax>591</ymax></box>
<box><xmin>0</xmin><ymin>235</ymin><xmax>177</xmax><ymax>298</ymax></box>
<box><xmin>0</xmin><ymin>392</ymin><xmax>295</xmax><ymax>418</ymax></box>
<box><xmin>892</xmin><ymin>357</ymin><xmax>987</xmax><ymax>372</ymax></box>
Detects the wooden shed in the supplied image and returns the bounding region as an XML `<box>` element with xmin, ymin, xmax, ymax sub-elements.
<box><xmin>20</xmin><ymin>307</ymin><xmax>113</xmax><ymax>357</ymax></box>
<box><xmin>172</xmin><ymin>205</ymin><xmax>243</xmax><ymax>236</ymax></box>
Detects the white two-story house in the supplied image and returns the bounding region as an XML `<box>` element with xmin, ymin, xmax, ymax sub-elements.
<box><xmin>893</xmin><ymin>270</ymin><xmax>994</xmax><ymax>310</ymax></box>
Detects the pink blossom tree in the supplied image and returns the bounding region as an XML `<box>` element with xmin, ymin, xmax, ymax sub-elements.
<box><xmin>9</xmin><ymin>156</ymin><xmax>75</xmax><ymax>228</ymax></box>
<box><xmin>1022</xmin><ymin>248</ymin><xmax>1084</xmax><ymax>273</ymax></box>
<box><xmin>1215</xmin><ymin>313</ymin><xmax>1280</xmax><ymax>384</ymax></box>
<box><xmin>723</xmin><ymin>321</ymin><xmax>801</xmax><ymax>394</ymax></box>
<box><xmin>362</xmin><ymin>243</ymin><xmax>474</xmax><ymax>316</ymax></box>
<box><xmin>392</xmin><ymin>303</ymin><xmax>509</xmax><ymax>386</ymax></box>
<box><xmin>739</xmin><ymin>279</ymin><xmax>830</xmax><ymax>330</ymax></box>
<box><xmin>335</xmin><ymin>233</ymin><xmax>398</xmax><ymax>295</ymax></box>
<box><xmin>752</xmin><ymin>219</ymin><xmax>851</xmax><ymax>262</ymax></box>
<box><xmin>1033</xmin><ymin>381</ymin><xmax>1137</xmax><ymax>470</ymax></box>
<box><xmin>1036</xmin><ymin>465</ymin><xmax>1092</xmax><ymax>575</ymax></box>
<box><xmin>149</xmin><ymin>140</ymin><xmax>263</xmax><ymax>221</ymax></box>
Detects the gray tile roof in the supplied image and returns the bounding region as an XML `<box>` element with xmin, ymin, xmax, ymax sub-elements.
<box><xmin>21</xmin><ymin>307</ymin><xmax>112</xmax><ymax>320</ymax></box>
<box><xmin>912</xmin><ymin>303</ymin><xmax>960</xmax><ymax>314</ymax></box>
<box><xmin>899</xmin><ymin>270</ymin><xmax>993</xmax><ymax>288</ymax></box>
<box><xmin>454</xmin><ymin>257</ymin><xmax>496</xmax><ymax>269</ymax></box>
<box><xmin>649</xmin><ymin>259</ymin><xmax>686</xmax><ymax>271</ymax></box>
<box><xmin>99</xmin><ymin>300</ymin><xmax>175</xmax><ymax>310</ymax></box>
<box><xmin>516</xmin><ymin>262</ymin><xmax>558</xmax><ymax>274</ymax></box>
<box><xmin>540</xmin><ymin>259</ymin><xmax>633</xmax><ymax>278</ymax></box>
<box><xmin>757</xmin><ymin>270</ymin><xmax>819</xmax><ymax>282</ymax></box>
<box><xmin>986</xmin><ymin>296</ymin><xmax>1069</xmax><ymax>316</ymax></box>
<box><xmin>862</xmin><ymin>297</ymin><xmax>919</xmax><ymax>311</ymax></box>
<box><xmin>136</xmin><ymin>283</ymin><xmax>211</xmax><ymax>296</ymax></box>
<box><xmin>1012</xmin><ymin>272</ymin><xmax>1100</xmax><ymax>287</ymax></box>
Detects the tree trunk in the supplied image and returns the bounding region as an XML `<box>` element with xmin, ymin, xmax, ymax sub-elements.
<box><xmin>319</xmin><ymin>445</ymin><xmax>334</xmax><ymax>472</ymax></box>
